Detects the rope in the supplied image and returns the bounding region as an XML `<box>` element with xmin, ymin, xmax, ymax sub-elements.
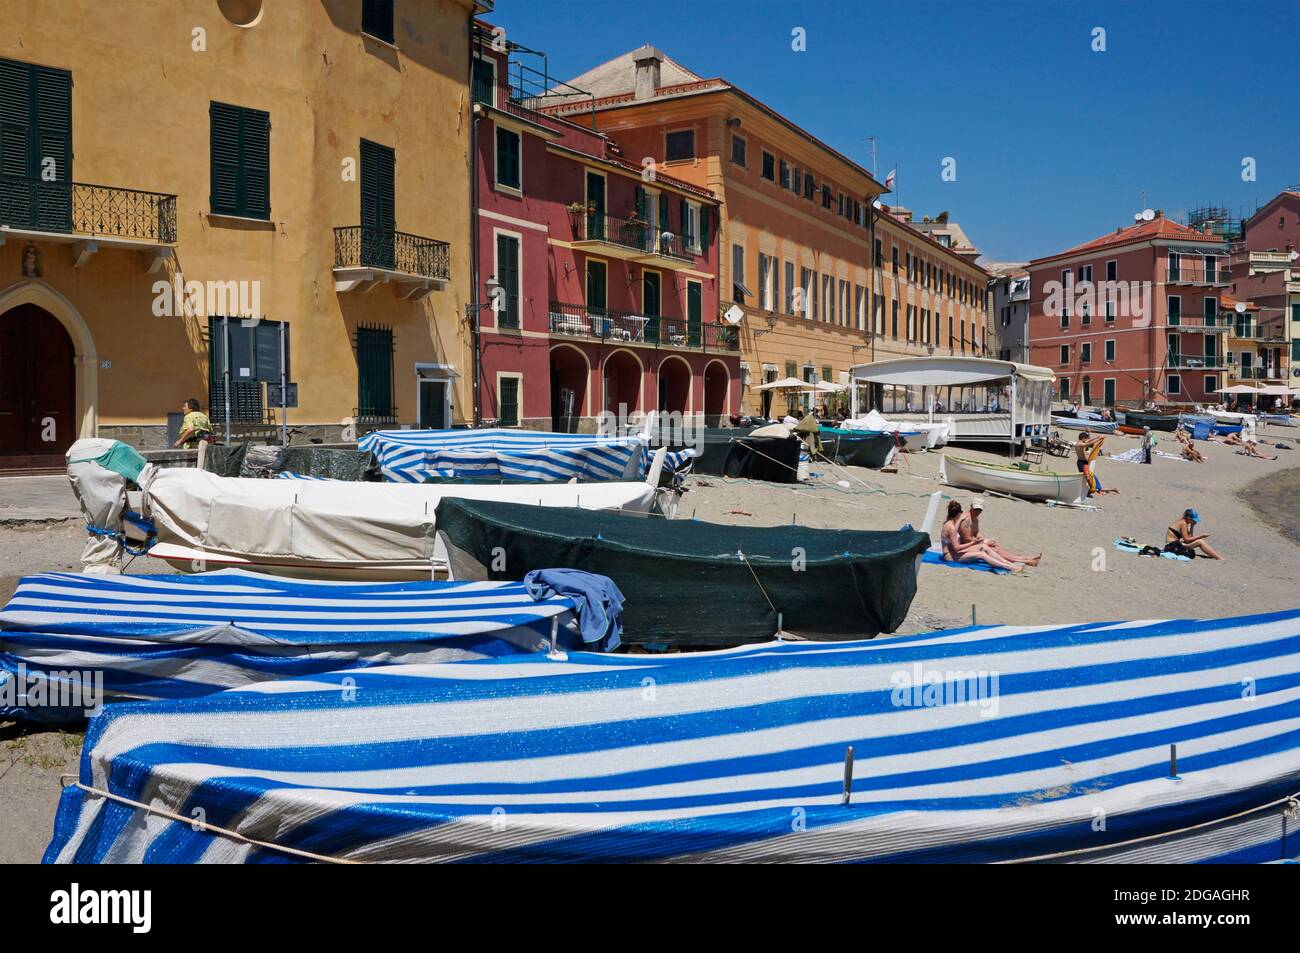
<box><xmin>995</xmin><ymin>790</ymin><xmax>1300</xmax><ymax>864</ymax></box>
<box><xmin>59</xmin><ymin>776</ymin><xmax>359</xmax><ymax>864</ymax></box>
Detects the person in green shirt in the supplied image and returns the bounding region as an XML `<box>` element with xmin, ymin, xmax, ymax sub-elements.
<box><xmin>173</xmin><ymin>398</ymin><xmax>213</xmax><ymax>449</ymax></box>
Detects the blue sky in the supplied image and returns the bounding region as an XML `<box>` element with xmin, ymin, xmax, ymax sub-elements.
<box><xmin>492</xmin><ymin>0</ymin><xmax>1300</xmax><ymax>262</ymax></box>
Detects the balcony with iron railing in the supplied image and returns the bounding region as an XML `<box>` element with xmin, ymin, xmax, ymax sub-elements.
<box><xmin>332</xmin><ymin>226</ymin><xmax>451</xmax><ymax>299</ymax></box>
<box><xmin>0</xmin><ymin>174</ymin><xmax>176</xmax><ymax>260</ymax></box>
<box><xmin>568</xmin><ymin>210</ymin><xmax>696</xmax><ymax>265</ymax></box>
<box><xmin>1227</xmin><ymin>365</ymin><xmax>1282</xmax><ymax>381</ymax></box>
<box><xmin>1164</xmin><ymin>262</ymin><xmax>1231</xmax><ymax>286</ymax></box>
<box><xmin>1166</xmin><ymin>353</ymin><xmax>1230</xmax><ymax>369</ymax></box>
<box><xmin>1168</xmin><ymin>312</ymin><xmax>1235</xmax><ymax>332</ymax></box>
<box><xmin>548</xmin><ymin>301</ymin><xmax>739</xmax><ymax>352</ymax></box>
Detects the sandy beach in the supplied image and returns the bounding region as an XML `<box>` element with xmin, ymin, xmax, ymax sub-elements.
<box><xmin>2</xmin><ymin>427</ymin><xmax>1298</xmax><ymax>861</ymax></box>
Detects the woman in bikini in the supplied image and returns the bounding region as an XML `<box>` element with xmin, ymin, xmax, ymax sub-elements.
<box><xmin>1165</xmin><ymin>508</ymin><xmax>1223</xmax><ymax>560</ymax></box>
<box><xmin>957</xmin><ymin>499</ymin><xmax>1041</xmax><ymax>566</ymax></box>
<box><xmin>941</xmin><ymin>501</ymin><xmax>1026</xmax><ymax>572</ymax></box>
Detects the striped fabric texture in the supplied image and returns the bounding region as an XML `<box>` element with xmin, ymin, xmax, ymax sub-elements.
<box><xmin>45</xmin><ymin>610</ymin><xmax>1300</xmax><ymax>863</ymax></box>
<box><xmin>0</xmin><ymin>571</ymin><xmax>578</xmax><ymax>711</ymax></box>
<box><xmin>358</xmin><ymin>428</ymin><xmax>693</xmax><ymax>483</ymax></box>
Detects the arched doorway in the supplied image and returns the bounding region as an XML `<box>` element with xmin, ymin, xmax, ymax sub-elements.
<box><xmin>0</xmin><ymin>304</ymin><xmax>77</xmax><ymax>464</ymax></box>
<box><xmin>549</xmin><ymin>345</ymin><xmax>589</xmax><ymax>432</ymax></box>
<box><xmin>603</xmin><ymin>349</ymin><xmax>642</xmax><ymax>420</ymax></box>
<box><xmin>657</xmin><ymin>356</ymin><xmax>690</xmax><ymax>415</ymax></box>
<box><xmin>703</xmin><ymin>360</ymin><xmax>729</xmax><ymax>422</ymax></box>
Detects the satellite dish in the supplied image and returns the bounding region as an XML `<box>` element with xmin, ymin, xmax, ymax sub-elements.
<box><xmin>659</xmin><ymin>230</ymin><xmax>675</xmax><ymax>243</ymax></box>
<box><xmin>1141</xmin><ymin>209</ymin><xmax>1156</xmax><ymax>222</ymax></box>
<box><xmin>1235</xmin><ymin>302</ymin><xmax>1247</xmax><ymax>313</ymax></box>
<box><xmin>1290</xmin><ymin>251</ymin><xmax>1299</xmax><ymax>261</ymax></box>
<box><xmin>723</xmin><ymin>304</ymin><xmax>744</xmax><ymax>325</ymax></box>
<box><xmin>872</xmin><ymin>199</ymin><xmax>883</xmax><ymax>210</ymax></box>
<box><xmin>1133</xmin><ymin>212</ymin><xmax>1144</xmax><ymax>222</ymax></box>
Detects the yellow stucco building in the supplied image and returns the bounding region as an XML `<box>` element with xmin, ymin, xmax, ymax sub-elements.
<box><xmin>545</xmin><ymin>46</ymin><xmax>991</xmax><ymax>419</ymax></box>
<box><xmin>0</xmin><ymin>0</ymin><xmax>486</xmax><ymax>471</ymax></box>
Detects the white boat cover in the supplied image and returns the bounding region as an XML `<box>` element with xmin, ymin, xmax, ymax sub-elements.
<box><xmin>0</xmin><ymin>570</ymin><xmax>582</xmax><ymax>712</ymax></box>
<box><xmin>44</xmin><ymin>610</ymin><xmax>1300</xmax><ymax>863</ymax></box>
<box><xmin>64</xmin><ymin>440</ymin><xmax>664</xmax><ymax>573</ymax></box>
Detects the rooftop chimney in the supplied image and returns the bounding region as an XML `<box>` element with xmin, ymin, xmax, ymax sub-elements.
<box><xmin>632</xmin><ymin>45</ymin><xmax>663</xmax><ymax>101</ymax></box>
<box><xmin>1155</xmin><ymin>209</ymin><xmax>1165</xmax><ymax>219</ymax></box>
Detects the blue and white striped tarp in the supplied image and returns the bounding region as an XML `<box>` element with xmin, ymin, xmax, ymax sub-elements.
<box><xmin>0</xmin><ymin>570</ymin><xmax>580</xmax><ymax>715</ymax></box>
<box><xmin>45</xmin><ymin>610</ymin><xmax>1300</xmax><ymax>863</ymax></box>
<box><xmin>358</xmin><ymin>427</ymin><xmax>693</xmax><ymax>483</ymax></box>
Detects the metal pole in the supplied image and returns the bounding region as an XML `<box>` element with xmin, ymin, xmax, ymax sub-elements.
<box><xmin>223</xmin><ymin>316</ymin><xmax>231</xmax><ymax>444</ymax></box>
<box><xmin>279</xmin><ymin>320</ymin><xmax>287</xmax><ymax>446</ymax></box>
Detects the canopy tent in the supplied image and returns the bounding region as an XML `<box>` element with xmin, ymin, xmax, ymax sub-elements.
<box><xmin>847</xmin><ymin>356</ymin><xmax>1055</xmax><ymax>448</ymax></box>
<box><xmin>1218</xmin><ymin>384</ymin><xmax>1264</xmax><ymax>394</ymax></box>
<box><xmin>0</xmin><ymin>570</ymin><xmax>587</xmax><ymax>715</ymax></box>
<box><xmin>752</xmin><ymin>376</ymin><xmax>814</xmax><ymax>391</ymax></box>
<box><xmin>46</xmin><ymin>609</ymin><xmax>1300</xmax><ymax>863</ymax></box>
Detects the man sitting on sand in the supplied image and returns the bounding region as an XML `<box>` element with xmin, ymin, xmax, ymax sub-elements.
<box><xmin>941</xmin><ymin>500</ymin><xmax>1026</xmax><ymax>572</ymax></box>
<box><xmin>1165</xmin><ymin>508</ymin><xmax>1223</xmax><ymax>560</ymax></box>
<box><xmin>957</xmin><ymin>498</ymin><xmax>1041</xmax><ymax>566</ymax></box>
<box><xmin>1175</xmin><ymin>429</ymin><xmax>1207</xmax><ymax>462</ymax></box>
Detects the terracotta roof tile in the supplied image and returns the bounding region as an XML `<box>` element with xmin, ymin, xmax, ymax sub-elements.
<box><xmin>1032</xmin><ymin>218</ymin><xmax>1222</xmax><ymax>265</ymax></box>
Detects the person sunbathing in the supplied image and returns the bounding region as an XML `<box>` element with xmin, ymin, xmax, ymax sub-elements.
<box><xmin>958</xmin><ymin>499</ymin><xmax>1042</xmax><ymax>566</ymax></box>
<box><xmin>1237</xmin><ymin>438</ymin><xmax>1278</xmax><ymax>460</ymax></box>
<box><xmin>941</xmin><ymin>501</ymin><xmax>1026</xmax><ymax>572</ymax></box>
<box><xmin>1165</xmin><ymin>508</ymin><xmax>1223</xmax><ymax>560</ymax></box>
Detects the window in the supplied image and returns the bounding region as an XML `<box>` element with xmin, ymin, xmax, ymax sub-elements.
<box><xmin>792</xmin><ymin>168</ymin><xmax>802</xmax><ymax>194</ymax></box>
<box><xmin>803</xmin><ymin>174</ymin><xmax>815</xmax><ymax>201</ymax></box>
<box><xmin>854</xmin><ymin>285</ymin><xmax>865</xmax><ymax>330</ymax></box>
<box><xmin>356</xmin><ymin>324</ymin><xmax>394</xmax><ymax>417</ymax></box>
<box><xmin>494</xmin><ymin>232</ymin><xmax>520</xmax><ymax>329</ymax></box>
<box><xmin>1168</xmin><ymin>251</ymin><xmax>1181</xmax><ymax>281</ymax></box>
<box><xmin>784</xmin><ymin>261</ymin><xmax>795</xmax><ymax>314</ymax></box>
<box><xmin>1082</xmin><ymin>379</ymin><xmax>1092</xmax><ymax>405</ymax></box>
<box><xmin>665</xmin><ymin>129</ymin><xmax>694</xmax><ymax>161</ymax></box>
<box><xmin>361</xmin><ymin>0</ymin><xmax>394</xmax><ymax>44</ymax></box>
<box><xmin>1166</xmin><ymin>374</ymin><xmax>1181</xmax><ymax>395</ymax></box>
<box><xmin>761</xmin><ymin>150</ymin><xmax>775</xmax><ymax>181</ymax></box>
<box><xmin>822</xmin><ymin>365</ymin><xmax>833</xmax><ymax>385</ymax></box>
<box><xmin>1081</xmin><ymin>342</ymin><xmax>1092</xmax><ymax>363</ymax></box>
<box><xmin>1167</xmin><ymin>295</ymin><xmax>1181</xmax><ymax>326</ymax></box>
<box><xmin>1204</xmin><ymin>375</ymin><xmax>1218</xmax><ymax>394</ymax></box>
<box><xmin>471</xmin><ymin>56</ymin><xmax>495</xmax><ymax>106</ymax></box>
<box><xmin>822</xmin><ymin>275</ymin><xmax>835</xmax><ymax>323</ymax></box>
<box><xmin>1104</xmin><ymin>339</ymin><xmax>1116</xmax><ymax>362</ymax></box>
<box><xmin>874</xmin><ymin>238</ymin><xmax>883</xmax><ymax>268</ymax></box>
<box><xmin>643</xmin><ymin>270</ymin><xmax>661</xmax><ymax>317</ymax></box>
<box><xmin>1078</xmin><ymin>265</ymin><xmax>1092</xmax><ymax>283</ymax></box>
<box><xmin>497</xmin><ymin>374</ymin><xmax>521</xmax><ymax>427</ymax></box>
<box><xmin>730</xmin><ymin>134</ymin><xmax>746</xmax><ymax>166</ymax></box>
<box><xmin>839</xmin><ymin>280</ymin><xmax>850</xmax><ymax>328</ymax></box>
<box><xmin>799</xmin><ymin>267</ymin><xmax>813</xmax><ymax>317</ymax></box>
<box><xmin>1204</xmin><ymin>296</ymin><xmax>1217</xmax><ymax>327</ymax></box>
<box><xmin>585</xmin><ymin>259</ymin><xmax>607</xmax><ymax>310</ymax></box>
<box><xmin>210</xmin><ymin>101</ymin><xmax>271</xmax><ymax>218</ymax></box>
<box><xmin>1059</xmin><ymin>378</ymin><xmax>1070</xmax><ymax>401</ymax></box>
<box><xmin>357</xmin><ymin>138</ymin><xmax>395</xmax><ymax>266</ymax></box>
<box><xmin>1060</xmin><ymin>345</ymin><xmax>1070</xmax><ymax>365</ymax></box>
<box><xmin>785</xmin><ymin>360</ymin><xmax>797</xmax><ymax>379</ymax></box>
<box><xmin>681</xmin><ymin>200</ymin><xmax>699</xmax><ymax>251</ymax></box>
<box><xmin>779</xmin><ymin>159</ymin><xmax>790</xmax><ymax>189</ymax></box>
<box><xmin>1105</xmin><ymin>294</ymin><xmax>1115</xmax><ymax>322</ymax></box>
<box><xmin>820</xmin><ymin>184</ymin><xmax>831</xmax><ymax>208</ymax></box>
<box><xmin>731</xmin><ymin>243</ymin><xmax>747</xmax><ymax>303</ymax></box>
<box><xmin>495</xmin><ymin>127</ymin><xmax>521</xmax><ymax>190</ymax></box>
<box><xmin>891</xmin><ymin>245</ymin><xmax>899</xmax><ymax>274</ymax></box>
<box><xmin>0</xmin><ymin>57</ymin><xmax>73</xmax><ymax>232</ymax></box>
<box><xmin>758</xmin><ymin>253</ymin><xmax>774</xmax><ymax>310</ymax></box>
<box><xmin>1106</xmin><ymin>259</ymin><xmax>1117</xmax><ymax>282</ymax></box>
<box><xmin>891</xmin><ymin>299</ymin><xmax>899</xmax><ymax>338</ymax></box>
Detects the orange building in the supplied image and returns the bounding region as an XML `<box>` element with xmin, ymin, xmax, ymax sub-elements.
<box><xmin>542</xmin><ymin>46</ymin><xmax>991</xmax><ymax>417</ymax></box>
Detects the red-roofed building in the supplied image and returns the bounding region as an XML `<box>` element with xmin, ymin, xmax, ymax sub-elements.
<box><xmin>469</xmin><ymin>24</ymin><xmax>732</xmax><ymax>431</ymax></box>
<box><xmin>1028</xmin><ymin>212</ymin><xmax>1229</xmax><ymax>408</ymax></box>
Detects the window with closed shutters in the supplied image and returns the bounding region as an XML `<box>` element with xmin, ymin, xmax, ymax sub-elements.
<box><xmin>0</xmin><ymin>58</ymin><xmax>73</xmax><ymax>231</ymax></box>
<box><xmin>210</xmin><ymin>101</ymin><xmax>270</xmax><ymax>219</ymax></box>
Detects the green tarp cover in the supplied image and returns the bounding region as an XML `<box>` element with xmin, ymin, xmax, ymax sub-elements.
<box><xmin>201</xmin><ymin>443</ymin><xmax>380</xmax><ymax>481</ymax></box>
<box><xmin>819</xmin><ymin>429</ymin><xmax>897</xmax><ymax>468</ymax></box>
<box><xmin>435</xmin><ymin>497</ymin><xmax>929</xmax><ymax>646</ymax></box>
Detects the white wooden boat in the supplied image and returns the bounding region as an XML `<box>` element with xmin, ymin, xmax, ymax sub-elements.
<box><xmin>1051</xmin><ymin>415</ymin><xmax>1116</xmax><ymax>434</ymax></box>
<box><xmin>1209</xmin><ymin>409</ymin><xmax>1257</xmax><ymax>429</ymax></box>
<box><xmin>1261</xmin><ymin>413</ymin><xmax>1298</xmax><ymax>427</ymax></box>
<box><xmin>842</xmin><ymin>411</ymin><xmax>941</xmax><ymax>450</ymax></box>
<box><xmin>939</xmin><ymin>455</ymin><xmax>1086</xmax><ymax>504</ymax></box>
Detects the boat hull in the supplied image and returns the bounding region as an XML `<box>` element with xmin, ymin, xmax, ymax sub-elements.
<box><xmin>1121</xmin><ymin>411</ymin><xmax>1180</xmax><ymax>432</ymax></box>
<box><xmin>1052</xmin><ymin>416</ymin><xmax>1116</xmax><ymax>434</ymax></box>
<box><xmin>819</xmin><ymin>429</ymin><xmax>898</xmax><ymax>468</ymax></box>
<box><xmin>940</xmin><ymin>455</ymin><xmax>1086</xmax><ymax>504</ymax></box>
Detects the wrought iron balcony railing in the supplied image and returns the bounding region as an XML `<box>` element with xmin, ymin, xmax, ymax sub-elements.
<box><xmin>569</xmin><ymin>210</ymin><xmax>695</xmax><ymax>262</ymax></box>
<box><xmin>1165</xmin><ymin>264</ymin><xmax>1230</xmax><ymax>285</ymax></box>
<box><xmin>334</xmin><ymin>226</ymin><xmax>451</xmax><ymax>281</ymax></box>
<box><xmin>548</xmin><ymin>301</ymin><xmax>739</xmax><ymax>351</ymax></box>
<box><xmin>1166</xmin><ymin>354</ymin><xmax>1229</xmax><ymax>369</ymax></box>
<box><xmin>0</xmin><ymin>174</ymin><xmax>176</xmax><ymax>243</ymax></box>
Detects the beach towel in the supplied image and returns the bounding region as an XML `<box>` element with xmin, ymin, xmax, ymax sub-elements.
<box><xmin>1107</xmin><ymin>447</ymin><xmax>1145</xmax><ymax>464</ymax></box>
<box><xmin>1113</xmin><ymin>538</ymin><xmax>1190</xmax><ymax>561</ymax></box>
<box><xmin>921</xmin><ymin>548</ymin><xmax>1010</xmax><ymax>574</ymax></box>
<box><xmin>522</xmin><ymin>568</ymin><xmax>624</xmax><ymax>652</ymax></box>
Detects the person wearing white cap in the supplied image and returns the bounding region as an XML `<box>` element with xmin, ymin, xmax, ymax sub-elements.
<box><xmin>958</xmin><ymin>497</ymin><xmax>1042</xmax><ymax>567</ymax></box>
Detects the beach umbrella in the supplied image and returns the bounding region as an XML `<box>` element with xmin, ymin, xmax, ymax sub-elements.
<box><xmin>754</xmin><ymin>377</ymin><xmax>815</xmax><ymax>391</ymax></box>
<box><xmin>812</xmin><ymin>380</ymin><xmax>847</xmax><ymax>392</ymax></box>
<box><xmin>1217</xmin><ymin>384</ymin><xmax>1264</xmax><ymax>394</ymax></box>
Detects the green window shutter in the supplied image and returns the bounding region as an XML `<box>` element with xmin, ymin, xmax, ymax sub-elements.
<box><xmin>210</xmin><ymin>102</ymin><xmax>241</xmax><ymax>215</ymax></box>
<box><xmin>658</xmin><ymin>192</ymin><xmax>669</xmax><ymax>232</ymax></box>
<box><xmin>687</xmin><ymin>281</ymin><xmax>701</xmax><ymax>346</ymax></box>
<box><xmin>240</xmin><ymin>107</ymin><xmax>270</xmax><ymax>218</ymax></box>
<box><xmin>359</xmin><ymin>138</ymin><xmax>395</xmax><ymax>268</ymax></box>
<box><xmin>699</xmin><ymin>206</ymin><xmax>710</xmax><ymax>253</ymax></box>
<box><xmin>1</xmin><ymin>59</ymin><xmax>72</xmax><ymax>231</ymax></box>
<box><xmin>495</xmin><ymin>234</ymin><xmax>519</xmax><ymax>328</ymax></box>
<box><xmin>679</xmin><ymin>198</ymin><xmax>689</xmax><ymax>244</ymax></box>
<box><xmin>499</xmin><ymin>377</ymin><xmax>520</xmax><ymax>426</ymax></box>
<box><xmin>0</xmin><ymin>60</ymin><xmax>31</xmax><ymax>179</ymax></box>
<box><xmin>496</xmin><ymin>129</ymin><xmax>520</xmax><ymax>189</ymax></box>
<box><xmin>785</xmin><ymin>360</ymin><xmax>797</xmax><ymax>379</ymax></box>
<box><xmin>356</xmin><ymin>325</ymin><xmax>394</xmax><ymax>418</ymax></box>
<box><xmin>634</xmin><ymin>185</ymin><xmax>646</xmax><ymax>221</ymax></box>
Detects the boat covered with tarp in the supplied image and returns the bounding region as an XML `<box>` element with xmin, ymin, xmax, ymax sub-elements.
<box><xmin>1051</xmin><ymin>415</ymin><xmax>1116</xmax><ymax>434</ymax></box>
<box><xmin>686</xmin><ymin>427</ymin><xmax>801</xmax><ymax>482</ymax></box>
<box><xmin>435</xmin><ymin>498</ymin><xmax>929</xmax><ymax>645</ymax></box>
<box><xmin>819</xmin><ymin>428</ymin><xmax>898</xmax><ymax>468</ymax></box>
<box><xmin>0</xmin><ymin>570</ymin><xmax>600</xmax><ymax>718</ymax></box>
<box><xmin>65</xmin><ymin>439</ymin><xmax>668</xmax><ymax>579</ymax></box>
<box><xmin>940</xmin><ymin>454</ymin><xmax>1086</xmax><ymax>504</ymax></box>
<box><xmin>1120</xmin><ymin>410</ymin><xmax>1180</xmax><ymax>432</ymax></box>
<box><xmin>44</xmin><ymin>609</ymin><xmax>1300</xmax><ymax>863</ymax></box>
<box><xmin>358</xmin><ymin>418</ymin><xmax>692</xmax><ymax>484</ymax></box>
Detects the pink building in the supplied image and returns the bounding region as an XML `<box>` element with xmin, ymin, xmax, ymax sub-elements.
<box><xmin>470</xmin><ymin>23</ymin><xmax>733</xmax><ymax>431</ymax></box>
<box><xmin>1028</xmin><ymin>213</ymin><xmax>1229</xmax><ymax>408</ymax></box>
<box><xmin>1226</xmin><ymin>190</ymin><xmax>1300</xmax><ymax>393</ymax></box>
